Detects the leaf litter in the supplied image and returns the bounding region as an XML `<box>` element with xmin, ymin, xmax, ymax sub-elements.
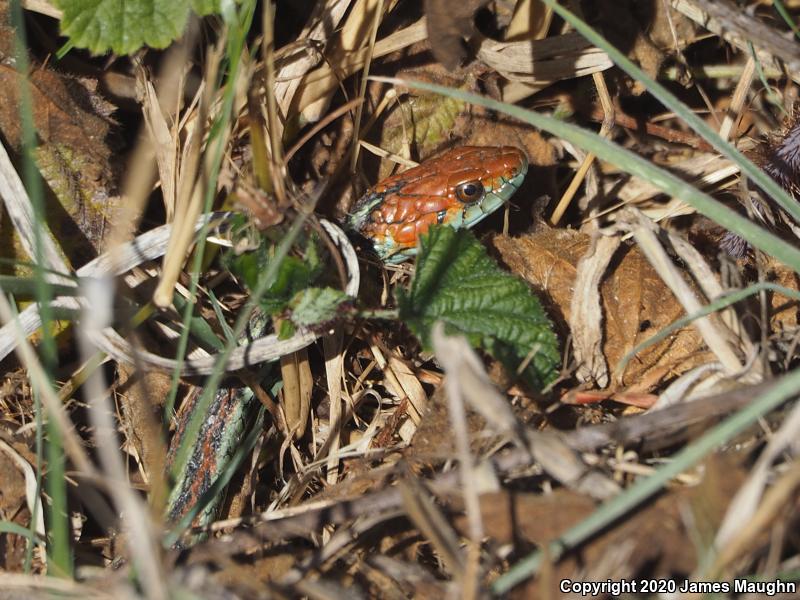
<box><xmin>1</xmin><ymin>0</ymin><xmax>800</xmax><ymax>597</ymax></box>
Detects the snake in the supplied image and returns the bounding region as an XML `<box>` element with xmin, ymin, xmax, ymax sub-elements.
<box><xmin>166</xmin><ymin>145</ymin><xmax>529</xmax><ymax>534</ymax></box>
<box><xmin>348</xmin><ymin>145</ymin><xmax>529</xmax><ymax>262</ymax></box>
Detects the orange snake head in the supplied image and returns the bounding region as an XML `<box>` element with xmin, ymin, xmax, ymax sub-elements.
<box><xmin>347</xmin><ymin>146</ymin><xmax>528</xmax><ymax>263</ymax></box>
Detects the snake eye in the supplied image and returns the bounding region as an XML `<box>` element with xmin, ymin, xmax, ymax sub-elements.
<box><xmin>455</xmin><ymin>180</ymin><xmax>484</xmax><ymax>203</ymax></box>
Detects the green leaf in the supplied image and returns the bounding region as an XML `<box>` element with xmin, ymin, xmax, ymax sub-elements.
<box><xmin>191</xmin><ymin>0</ymin><xmax>219</xmax><ymax>15</ymax></box>
<box><xmin>55</xmin><ymin>0</ymin><xmax>191</xmax><ymax>55</ymax></box>
<box><xmin>258</xmin><ymin>255</ymin><xmax>317</xmax><ymax>315</ymax></box>
<box><xmin>398</xmin><ymin>225</ymin><xmax>560</xmax><ymax>390</ymax></box>
<box><xmin>277</xmin><ymin>319</ymin><xmax>295</xmax><ymax>341</ymax></box>
<box><xmin>226</xmin><ymin>235</ymin><xmax>323</xmax><ymax>318</ymax></box>
<box><xmin>289</xmin><ymin>287</ymin><xmax>350</xmax><ymax>329</ymax></box>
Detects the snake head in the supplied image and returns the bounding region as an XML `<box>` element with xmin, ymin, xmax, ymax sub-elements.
<box><xmin>348</xmin><ymin>146</ymin><xmax>528</xmax><ymax>263</ymax></box>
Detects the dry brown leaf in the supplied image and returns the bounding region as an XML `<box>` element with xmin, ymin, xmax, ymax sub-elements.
<box><xmin>468</xmin><ymin>117</ymin><xmax>556</xmax><ymax>171</ymax></box>
<box><xmin>0</xmin><ymin>1</ymin><xmax>16</xmax><ymax>59</ymax></box>
<box><xmin>215</xmin><ymin>553</ymin><xmax>299</xmax><ymax>586</ymax></box>
<box><xmin>451</xmin><ymin>456</ymin><xmax>743</xmax><ymax>596</ymax></box>
<box><xmin>593</xmin><ymin>0</ymin><xmax>669</xmax><ymax>93</ymax></box>
<box><xmin>642</xmin><ymin>0</ymin><xmax>697</xmax><ymax>51</ymax></box>
<box><xmin>404</xmin><ymin>386</ymin><xmax>503</xmax><ymax>467</ymax></box>
<box><xmin>0</xmin><ymin>447</ymin><xmax>28</xmax><ymax>571</ymax></box>
<box><xmin>280</xmin><ymin>348</ymin><xmax>313</xmax><ymax>440</ymax></box>
<box><xmin>116</xmin><ymin>364</ymin><xmax>170</xmax><ymax>508</ymax></box>
<box><xmin>764</xmin><ymin>256</ymin><xmax>800</xmax><ymax>331</ymax></box>
<box><xmin>0</xmin><ymin>65</ymin><xmax>114</xmax><ymax>183</ymax></box>
<box><xmin>506</xmin><ymin>0</ymin><xmax>552</xmax><ymax>42</ymax></box>
<box><xmin>479</xmin><ymin>31</ymin><xmax>612</xmax><ymax>86</ymax></box>
<box><xmin>423</xmin><ymin>0</ymin><xmax>489</xmax><ymax>69</ymax></box>
<box><xmin>0</xmin><ymin>64</ymin><xmax>119</xmax><ymax>267</ymax></box>
<box><xmin>369</xmin><ymin>345</ymin><xmax>428</xmax><ymax>427</ymax></box>
<box><xmin>493</xmin><ymin>229</ymin><xmax>710</xmax><ymax>392</ymax></box>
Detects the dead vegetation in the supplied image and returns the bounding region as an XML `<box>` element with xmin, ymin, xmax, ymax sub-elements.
<box><xmin>1</xmin><ymin>0</ymin><xmax>800</xmax><ymax>598</ymax></box>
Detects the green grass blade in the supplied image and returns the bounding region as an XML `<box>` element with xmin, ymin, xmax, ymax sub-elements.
<box><xmin>492</xmin><ymin>367</ymin><xmax>800</xmax><ymax>593</ymax></box>
<box><xmin>44</xmin><ymin>408</ymin><xmax>71</xmax><ymax>576</ymax></box>
<box><xmin>0</xmin><ymin>276</ymin><xmax>80</xmax><ymax>298</ymax></box>
<box><xmin>772</xmin><ymin>0</ymin><xmax>800</xmax><ymax>39</ymax></box>
<box><xmin>0</xmin><ymin>520</ymin><xmax>45</xmax><ymax>544</ymax></box>
<box><xmin>748</xmin><ymin>43</ymin><xmax>786</xmax><ymax>114</ymax></box>
<box><xmin>371</xmin><ymin>76</ymin><xmax>800</xmax><ymax>273</ymax></box>
<box><xmin>167</xmin><ymin>211</ymin><xmax>308</xmax><ymax>498</ymax></box>
<box><xmin>9</xmin><ymin>0</ymin><xmax>71</xmax><ymax>574</ymax></box>
<box><xmin>163</xmin><ymin>0</ymin><xmax>257</xmax><ymax>420</ymax></box>
<box><xmin>617</xmin><ymin>282</ymin><xmax>800</xmax><ymax>373</ymax></box>
<box><xmin>541</xmin><ymin>0</ymin><xmax>800</xmax><ymax>227</ymax></box>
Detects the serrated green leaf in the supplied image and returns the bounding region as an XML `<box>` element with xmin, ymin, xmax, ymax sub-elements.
<box><xmin>55</xmin><ymin>0</ymin><xmax>191</xmax><ymax>55</ymax></box>
<box><xmin>226</xmin><ymin>234</ymin><xmax>323</xmax><ymax>318</ymax></box>
<box><xmin>191</xmin><ymin>0</ymin><xmax>219</xmax><ymax>15</ymax></box>
<box><xmin>277</xmin><ymin>319</ymin><xmax>295</xmax><ymax>340</ymax></box>
<box><xmin>289</xmin><ymin>287</ymin><xmax>349</xmax><ymax>328</ymax></box>
<box><xmin>397</xmin><ymin>225</ymin><xmax>560</xmax><ymax>389</ymax></box>
<box><xmin>257</xmin><ymin>255</ymin><xmax>317</xmax><ymax>316</ymax></box>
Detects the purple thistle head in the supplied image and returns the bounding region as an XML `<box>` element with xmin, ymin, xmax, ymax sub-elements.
<box><xmin>762</xmin><ymin>119</ymin><xmax>800</xmax><ymax>196</ymax></box>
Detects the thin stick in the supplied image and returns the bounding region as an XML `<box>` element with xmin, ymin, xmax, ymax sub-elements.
<box><xmin>718</xmin><ymin>56</ymin><xmax>755</xmax><ymax>142</ymax></box>
<box><xmin>550</xmin><ymin>71</ymin><xmax>615</xmax><ymax>225</ymax></box>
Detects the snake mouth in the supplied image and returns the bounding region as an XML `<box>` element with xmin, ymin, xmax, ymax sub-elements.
<box><xmin>463</xmin><ymin>165</ymin><xmax>528</xmax><ymax>224</ymax></box>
